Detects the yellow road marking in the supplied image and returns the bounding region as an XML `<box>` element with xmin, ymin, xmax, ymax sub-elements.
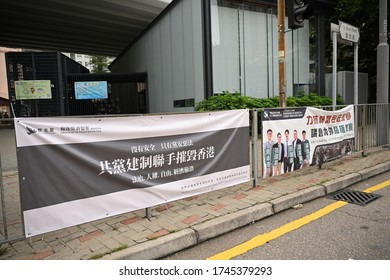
<box><xmin>363</xmin><ymin>179</ymin><xmax>390</xmax><ymax>193</ymax></box>
<box><xmin>207</xmin><ymin>179</ymin><xmax>390</xmax><ymax>260</ymax></box>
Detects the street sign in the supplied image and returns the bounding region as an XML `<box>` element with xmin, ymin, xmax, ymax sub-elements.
<box><xmin>339</xmin><ymin>21</ymin><xmax>360</xmax><ymax>43</ymax></box>
<box><xmin>330</xmin><ymin>23</ymin><xmax>352</xmax><ymax>46</ymax></box>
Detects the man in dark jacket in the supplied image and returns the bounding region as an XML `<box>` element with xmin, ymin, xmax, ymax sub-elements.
<box><xmin>292</xmin><ymin>129</ymin><xmax>303</xmax><ymax>171</ymax></box>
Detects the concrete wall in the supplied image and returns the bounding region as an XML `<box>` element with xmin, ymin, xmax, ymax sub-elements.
<box><xmin>110</xmin><ymin>0</ymin><xmax>204</xmax><ymax>113</ymax></box>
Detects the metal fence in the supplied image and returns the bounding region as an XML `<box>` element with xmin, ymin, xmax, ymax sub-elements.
<box><xmin>1</xmin><ymin>104</ymin><xmax>390</xmax><ymax>244</ymax></box>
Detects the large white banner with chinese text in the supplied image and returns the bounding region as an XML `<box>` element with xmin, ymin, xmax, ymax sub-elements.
<box><xmin>261</xmin><ymin>106</ymin><xmax>354</xmax><ymax>177</ymax></box>
<box><xmin>15</xmin><ymin>110</ymin><xmax>250</xmax><ymax>237</ymax></box>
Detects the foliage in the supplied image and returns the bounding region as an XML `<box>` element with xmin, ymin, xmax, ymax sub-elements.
<box><xmin>90</xmin><ymin>55</ymin><xmax>111</xmax><ymax>73</ymax></box>
<box><xmin>326</xmin><ymin>0</ymin><xmax>385</xmax><ymax>79</ymax></box>
<box><xmin>194</xmin><ymin>92</ymin><xmax>343</xmax><ymax>112</ymax></box>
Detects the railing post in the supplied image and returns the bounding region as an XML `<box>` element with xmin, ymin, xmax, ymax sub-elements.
<box><xmin>146</xmin><ymin>207</ymin><xmax>152</xmax><ymax>221</ymax></box>
<box><xmin>361</xmin><ymin>105</ymin><xmax>366</xmax><ymax>155</ymax></box>
<box><xmin>251</xmin><ymin>110</ymin><xmax>258</xmax><ymax>187</ymax></box>
<box><xmin>0</xmin><ymin>153</ymin><xmax>8</xmax><ymax>241</ymax></box>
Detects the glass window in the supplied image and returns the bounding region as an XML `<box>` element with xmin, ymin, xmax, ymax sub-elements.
<box><xmin>211</xmin><ymin>0</ymin><xmax>312</xmax><ymax>99</ymax></box>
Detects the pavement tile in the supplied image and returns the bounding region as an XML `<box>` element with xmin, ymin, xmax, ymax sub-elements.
<box><xmin>146</xmin><ymin>229</ymin><xmax>170</xmax><ymax>240</ymax></box>
<box><xmin>95</xmin><ymin>236</ymin><xmax>123</xmax><ymax>250</ymax></box>
<box><xmin>182</xmin><ymin>214</ymin><xmax>201</xmax><ymax>224</ymax></box>
<box><xmin>82</xmin><ymin>239</ymin><xmax>106</xmax><ymax>252</ymax></box>
<box><xmin>1</xmin><ymin>145</ymin><xmax>390</xmax><ymax>260</ymax></box>
<box><xmin>120</xmin><ymin>216</ymin><xmax>141</xmax><ymax>225</ymax></box>
<box><xmin>111</xmin><ymin>231</ymin><xmax>137</xmax><ymax>247</ymax></box>
<box><xmin>25</xmin><ymin>248</ymin><xmax>54</xmax><ymax>260</ymax></box>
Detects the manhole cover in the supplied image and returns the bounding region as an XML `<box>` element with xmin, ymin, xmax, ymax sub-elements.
<box><xmin>328</xmin><ymin>190</ymin><xmax>381</xmax><ymax>206</ymax></box>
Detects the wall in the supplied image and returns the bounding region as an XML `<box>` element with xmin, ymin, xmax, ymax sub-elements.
<box><xmin>211</xmin><ymin>2</ymin><xmax>311</xmax><ymax>98</ymax></box>
<box><xmin>325</xmin><ymin>71</ymin><xmax>369</xmax><ymax>104</ymax></box>
<box><xmin>0</xmin><ymin>47</ymin><xmax>22</xmax><ymax>100</ymax></box>
<box><xmin>110</xmin><ymin>0</ymin><xmax>204</xmax><ymax>113</ymax></box>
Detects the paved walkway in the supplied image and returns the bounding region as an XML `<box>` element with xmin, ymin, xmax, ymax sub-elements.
<box><xmin>1</xmin><ymin>141</ymin><xmax>390</xmax><ymax>259</ymax></box>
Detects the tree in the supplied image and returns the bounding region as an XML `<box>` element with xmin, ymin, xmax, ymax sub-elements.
<box><xmin>90</xmin><ymin>55</ymin><xmax>110</xmax><ymax>73</ymax></box>
<box><xmin>326</xmin><ymin>0</ymin><xmax>385</xmax><ymax>81</ymax></box>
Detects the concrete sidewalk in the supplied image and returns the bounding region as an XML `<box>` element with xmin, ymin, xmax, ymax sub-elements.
<box><xmin>1</xmin><ymin>146</ymin><xmax>390</xmax><ymax>260</ymax></box>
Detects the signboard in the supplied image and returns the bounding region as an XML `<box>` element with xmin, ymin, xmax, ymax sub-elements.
<box><xmin>262</xmin><ymin>106</ymin><xmax>355</xmax><ymax>177</ymax></box>
<box><xmin>14</xmin><ymin>80</ymin><xmax>52</xmax><ymax>100</ymax></box>
<box><xmin>339</xmin><ymin>21</ymin><xmax>360</xmax><ymax>43</ymax></box>
<box><xmin>14</xmin><ymin>110</ymin><xmax>250</xmax><ymax>237</ymax></box>
<box><xmin>74</xmin><ymin>81</ymin><xmax>108</xmax><ymax>100</ymax></box>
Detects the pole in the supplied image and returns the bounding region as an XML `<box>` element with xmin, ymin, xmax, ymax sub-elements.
<box><xmin>278</xmin><ymin>0</ymin><xmax>287</xmax><ymax>108</ymax></box>
<box><xmin>251</xmin><ymin>110</ymin><xmax>258</xmax><ymax>187</ymax></box>
<box><xmin>0</xmin><ymin>154</ymin><xmax>8</xmax><ymax>240</ymax></box>
<box><xmin>354</xmin><ymin>43</ymin><xmax>358</xmax><ymax>106</ymax></box>
<box><xmin>332</xmin><ymin>31</ymin><xmax>337</xmax><ymax>111</ymax></box>
<box><xmin>376</xmin><ymin>0</ymin><xmax>389</xmax><ymax>146</ymax></box>
<box><xmin>354</xmin><ymin>43</ymin><xmax>359</xmax><ymax>151</ymax></box>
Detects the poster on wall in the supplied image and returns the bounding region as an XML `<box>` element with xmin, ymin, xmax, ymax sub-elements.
<box><xmin>262</xmin><ymin>105</ymin><xmax>354</xmax><ymax>178</ymax></box>
<box><xmin>14</xmin><ymin>80</ymin><xmax>52</xmax><ymax>100</ymax></box>
<box><xmin>14</xmin><ymin>110</ymin><xmax>250</xmax><ymax>237</ymax></box>
<box><xmin>74</xmin><ymin>81</ymin><xmax>108</xmax><ymax>99</ymax></box>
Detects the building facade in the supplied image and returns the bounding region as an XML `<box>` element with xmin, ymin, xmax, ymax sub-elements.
<box><xmin>110</xmin><ymin>0</ymin><xmax>335</xmax><ymax>114</ymax></box>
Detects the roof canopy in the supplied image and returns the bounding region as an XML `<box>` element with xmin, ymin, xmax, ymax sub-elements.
<box><xmin>0</xmin><ymin>0</ymin><xmax>171</xmax><ymax>57</ymax></box>
<box><xmin>0</xmin><ymin>0</ymin><xmax>336</xmax><ymax>58</ymax></box>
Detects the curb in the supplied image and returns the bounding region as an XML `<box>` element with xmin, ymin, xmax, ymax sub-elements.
<box><xmin>193</xmin><ymin>203</ymin><xmax>274</xmax><ymax>243</ymax></box>
<box><xmin>102</xmin><ymin>228</ymin><xmax>197</xmax><ymax>260</ymax></box>
<box><xmin>358</xmin><ymin>162</ymin><xmax>390</xmax><ymax>180</ymax></box>
<box><xmin>322</xmin><ymin>173</ymin><xmax>362</xmax><ymax>194</ymax></box>
<box><xmin>104</xmin><ymin>163</ymin><xmax>390</xmax><ymax>260</ymax></box>
<box><xmin>270</xmin><ymin>186</ymin><xmax>325</xmax><ymax>213</ymax></box>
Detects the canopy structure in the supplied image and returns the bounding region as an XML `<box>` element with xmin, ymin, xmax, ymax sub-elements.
<box><xmin>0</xmin><ymin>0</ymin><xmax>172</xmax><ymax>57</ymax></box>
<box><xmin>0</xmin><ymin>0</ymin><xmax>337</xmax><ymax>58</ymax></box>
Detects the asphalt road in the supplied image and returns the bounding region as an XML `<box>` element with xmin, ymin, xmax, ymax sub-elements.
<box><xmin>164</xmin><ymin>171</ymin><xmax>390</xmax><ymax>260</ymax></box>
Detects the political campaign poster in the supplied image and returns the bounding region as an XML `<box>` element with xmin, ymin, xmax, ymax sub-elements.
<box><xmin>14</xmin><ymin>80</ymin><xmax>52</xmax><ymax>100</ymax></box>
<box><xmin>262</xmin><ymin>105</ymin><xmax>354</xmax><ymax>177</ymax></box>
<box><xmin>14</xmin><ymin>110</ymin><xmax>250</xmax><ymax>237</ymax></box>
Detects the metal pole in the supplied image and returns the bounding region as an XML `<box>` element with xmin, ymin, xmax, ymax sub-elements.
<box><xmin>146</xmin><ymin>207</ymin><xmax>152</xmax><ymax>221</ymax></box>
<box><xmin>0</xmin><ymin>154</ymin><xmax>8</xmax><ymax>240</ymax></box>
<box><xmin>251</xmin><ymin>110</ymin><xmax>258</xmax><ymax>187</ymax></box>
<box><xmin>376</xmin><ymin>0</ymin><xmax>389</xmax><ymax>146</ymax></box>
<box><xmin>354</xmin><ymin>43</ymin><xmax>359</xmax><ymax>151</ymax></box>
<box><xmin>278</xmin><ymin>0</ymin><xmax>287</xmax><ymax>108</ymax></box>
<box><xmin>332</xmin><ymin>31</ymin><xmax>338</xmax><ymax>111</ymax></box>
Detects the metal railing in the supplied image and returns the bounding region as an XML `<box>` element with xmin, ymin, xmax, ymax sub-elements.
<box><xmin>1</xmin><ymin>104</ymin><xmax>389</xmax><ymax>245</ymax></box>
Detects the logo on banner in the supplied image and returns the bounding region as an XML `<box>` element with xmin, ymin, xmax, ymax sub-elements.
<box><xmin>23</xmin><ymin>125</ymin><xmax>54</xmax><ymax>135</ymax></box>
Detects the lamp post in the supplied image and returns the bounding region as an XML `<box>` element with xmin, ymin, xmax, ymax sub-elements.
<box><xmin>376</xmin><ymin>0</ymin><xmax>389</xmax><ymax>146</ymax></box>
<box><xmin>278</xmin><ymin>0</ymin><xmax>287</xmax><ymax>108</ymax></box>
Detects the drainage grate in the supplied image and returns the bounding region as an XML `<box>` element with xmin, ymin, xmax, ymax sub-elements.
<box><xmin>328</xmin><ymin>190</ymin><xmax>381</xmax><ymax>206</ymax></box>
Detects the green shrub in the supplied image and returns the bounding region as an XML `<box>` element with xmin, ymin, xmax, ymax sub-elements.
<box><xmin>194</xmin><ymin>92</ymin><xmax>343</xmax><ymax>112</ymax></box>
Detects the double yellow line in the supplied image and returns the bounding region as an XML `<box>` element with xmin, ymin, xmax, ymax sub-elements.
<box><xmin>207</xmin><ymin>179</ymin><xmax>390</xmax><ymax>260</ymax></box>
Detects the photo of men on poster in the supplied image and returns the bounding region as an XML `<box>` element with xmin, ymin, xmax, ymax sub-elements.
<box><xmin>263</xmin><ymin>129</ymin><xmax>274</xmax><ymax>177</ymax></box>
<box><xmin>272</xmin><ymin>132</ymin><xmax>284</xmax><ymax>176</ymax></box>
<box><xmin>261</xmin><ymin>106</ymin><xmax>354</xmax><ymax>178</ymax></box>
<box><xmin>302</xmin><ymin>130</ymin><xmax>310</xmax><ymax>168</ymax></box>
<box><xmin>283</xmin><ymin>129</ymin><xmax>293</xmax><ymax>173</ymax></box>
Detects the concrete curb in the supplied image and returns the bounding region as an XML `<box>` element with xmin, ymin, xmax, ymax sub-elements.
<box><xmin>192</xmin><ymin>203</ymin><xmax>274</xmax><ymax>243</ymax></box>
<box><xmin>102</xmin><ymin>163</ymin><xmax>390</xmax><ymax>260</ymax></box>
<box><xmin>103</xmin><ymin>228</ymin><xmax>197</xmax><ymax>260</ymax></box>
<box><xmin>270</xmin><ymin>186</ymin><xmax>326</xmax><ymax>213</ymax></box>
<box><xmin>358</xmin><ymin>162</ymin><xmax>390</xmax><ymax>180</ymax></box>
<box><xmin>322</xmin><ymin>173</ymin><xmax>362</xmax><ymax>194</ymax></box>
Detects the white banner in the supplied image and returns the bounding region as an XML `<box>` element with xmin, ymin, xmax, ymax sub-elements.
<box><xmin>14</xmin><ymin>110</ymin><xmax>250</xmax><ymax>237</ymax></box>
<box><xmin>262</xmin><ymin>106</ymin><xmax>354</xmax><ymax>177</ymax></box>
